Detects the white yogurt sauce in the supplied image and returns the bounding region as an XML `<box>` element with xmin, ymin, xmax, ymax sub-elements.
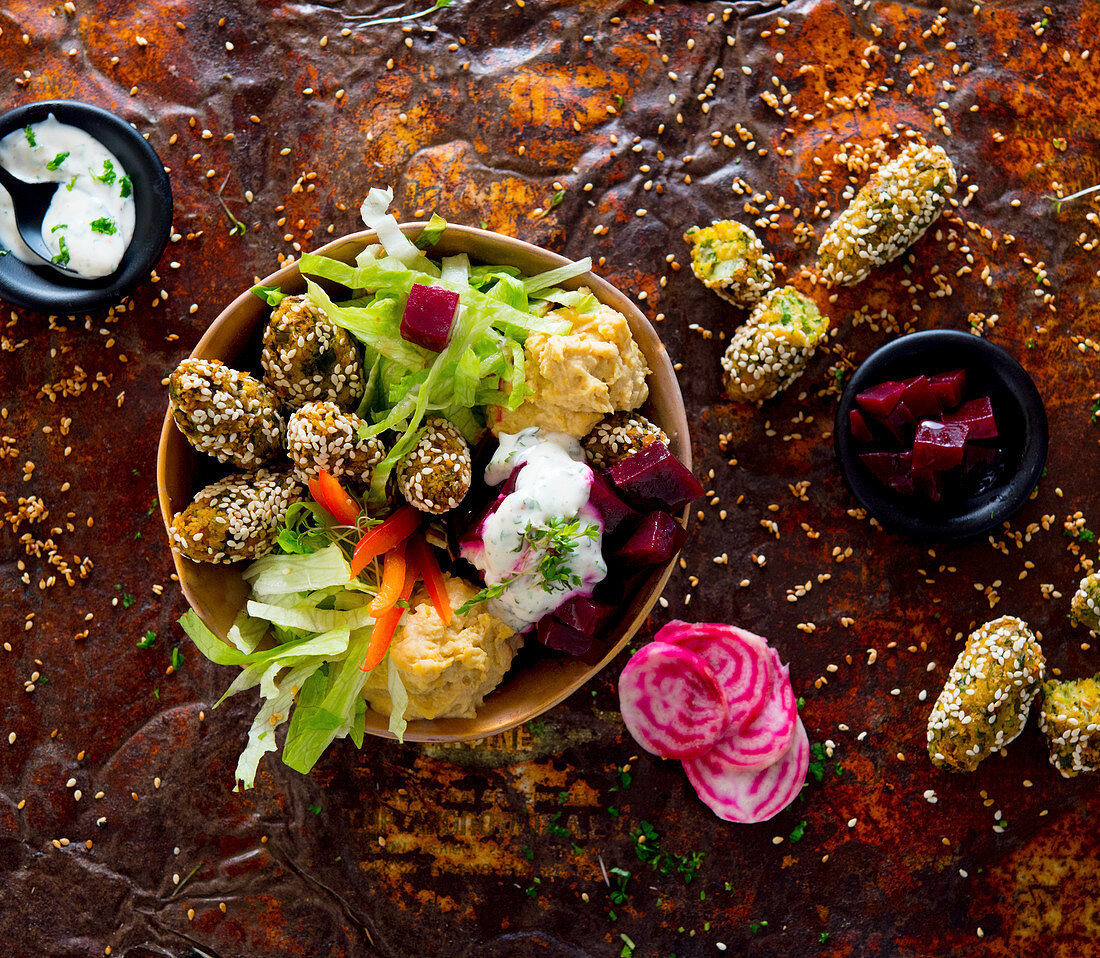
<box><xmin>465</xmin><ymin>428</ymin><xmax>607</xmax><ymax>632</ymax></box>
<box><xmin>0</xmin><ymin>114</ymin><xmax>135</xmax><ymax>278</ymax></box>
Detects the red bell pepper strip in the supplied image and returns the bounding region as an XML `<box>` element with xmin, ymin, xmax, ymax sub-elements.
<box><xmin>369</xmin><ymin>541</ymin><xmax>408</xmax><ymax>616</ymax></box>
<box><xmin>308</xmin><ymin>469</ymin><xmax>361</xmax><ymax>526</ymax></box>
<box><xmin>408</xmin><ymin>535</ymin><xmax>451</xmax><ymax>626</ymax></box>
<box><xmin>360</xmin><ymin>550</ymin><xmax>419</xmax><ymax>673</ymax></box>
<box><xmin>349</xmin><ymin>505</ymin><xmax>421</xmax><ymax>578</ymax></box>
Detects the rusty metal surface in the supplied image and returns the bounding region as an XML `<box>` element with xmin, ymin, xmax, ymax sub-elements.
<box><xmin>1</xmin><ymin>0</ymin><xmax>1098</xmax><ymax>956</ymax></box>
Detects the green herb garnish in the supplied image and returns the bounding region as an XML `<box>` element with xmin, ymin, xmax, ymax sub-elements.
<box><xmin>66</xmin><ymin>175</ymin><xmax>77</xmax><ymax>191</ymax></box>
<box><xmin>51</xmin><ymin>223</ymin><xmax>68</xmax><ymax>233</ymax></box>
<box><xmin>789</xmin><ymin>820</ymin><xmax>808</xmax><ymax>842</ymax></box>
<box><xmin>90</xmin><ymin>217</ymin><xmax>117</xmax><ymax>235</ymax></box>
<box><xmin>23</xmin><ymin>126</ymin><xmax>36</xmax><ymax>147</ymax></box>
<box><xmin>46</xmin><ymin>152</ymin><xmax>69</xmax><ymax>171</ymax></box>
<box><xmin>119</xmin><ymin>176</ymin><xmax>132</xmax><ymax>198</ymax></box>
<box><xmin>51</xmin><ymin>236</ymin><xmax>70</xmax><ymax>266</ymax></box>
<box><xmin>93</xmin><ymin>160</ymin><xmax>117</xmax><ymax>185</ymax></box>
<box><xmin>354</xmin><ymin>0</ymin><xmax>452</xmax><ymax>27</ymax></box>
<box><xmin>137</xmin><ymin>631</ymin><xmax>157</xmax><ymax>649</ymax></box>
<box><xmin>170</xmin><ymin>647</ymin><xmax>184</xmax><ymax>671</ymax></box>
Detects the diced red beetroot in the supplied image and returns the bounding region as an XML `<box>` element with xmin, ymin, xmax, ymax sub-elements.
<box><xmin>496</xmin><ymin>464</ymin><xmax>523</xmax><ymax>497</ymax></box>
<box><xmin>536</xmin><ymin>617</ymin><xmax>596</xmax><ymax>656</ymax></box>
<box><xmin>879</xmin><ymin>400</ymin><xmax>915</xmax><ymax>443</ymax></box>
<box><xmin>943</xmin><ymin>396</ymin><xmax>998</xmax><ymax>439</ymax></box>
<box><xmin>703</xmin><ymin>649</ymin><xmax>798</xmax><ymax>769</ymax></box>
<box><xmin>656</xmin><ymin>620</ymin><xmax>773</xmax><ymax>733</ymax></box>
<box><xmin>860</xmin><ymin>451</ymin><xmax>916</xmax><ymax>496</ymax></box>
<box><xmin>912</xmin><ymin>420</ymin><xmax>970</xmax><ymax>471</ymax></box>
<box><xmin>587</xmin><ymin>471</ymin><xmax>640</xmax><ymax>537</ymax></box>
<box><xmin>929</xmin><ymin>369</ymin><xmax>967</xmax><ymax>411</ymax></box>
<box><xmin>553</xmin><ymin>596</ymin><xmax>615</xmax><ymax>636</ymax></box>
<box><xmin>855</xmin><ymin>379</ymin><xmax>906</xmax><ymax>418</ymax></box>
<box><xmin>613</xmin><ymin>511</ymin><xmax>688</xmax><ymax>565</ymax></box>
<box><xmin>682</xmin><ymin>717</ymin><xmax>809</xmax><ymax>823</ymax></box>
<box><xmin>961</xmin><ymin>443</ymin><xmax>997</xmax><ymax>476</ymax></box>
<box><xmin>401</xmin><ymin>283</ymin><xmax>459</xmax><ymax>352</ymax></box>
<box><xmin>912</xmin><ymin>467</ymin><xmax>944</xmax><ymax>503</ymax></box>
<box><xmin>607</xmin><ymin>440</ymin><xmax>703</xmax><ymax>511</ymax></box>
<box><xmin>849</xmin><ymin>408</ymin><xmax>874</xmax><ymax>444</ymax></box>
<box><xmin>618</xmin><ymin>641</ymin><xmax>732</xmax><ymax>759</ymax></box>
<box><xmin>899</xmin><ymin>375</ymin><xmax>941</xmax><ymax>420</ymax></box>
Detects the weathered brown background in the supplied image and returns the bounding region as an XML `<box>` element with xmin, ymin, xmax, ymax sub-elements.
<box><xmin>1</xmin><ymin>0</ymin><xmax>1098</xmax><ymax>955</ymax></box>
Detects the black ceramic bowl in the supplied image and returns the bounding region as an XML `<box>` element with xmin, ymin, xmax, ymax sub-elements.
<box><xmin>0</xmin><ymin>100</ymin><xmax>173</xmax><ymax>313</ymax></box>
<box><xmin>834</xmin><ymin>330</ymin><xmax>1048</xmax><ymax>540</ymax></box>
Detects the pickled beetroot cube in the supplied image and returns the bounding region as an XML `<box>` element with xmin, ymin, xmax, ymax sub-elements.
<box><xmin>588</xmin><ymin>471</ymin><xmax>640</xmax><ymax>537</ymax></box>
<box><xmin>613</xmin><ymin>510</ymin><xmax>689</xmax><ymax>565</ymax></box>
<box><xmin>401</xmin><ymin>283</ymin><xmax>459</xmax><ymax>351</ymax></box>
<box><xmin>553</xmin><ymin>596</ymin><xmax>615</xmax><ymax>636</ymax></box>
<box><xmin>849</xmin><ymin>408</ymin><xmax>874</xmax><ymax>444</ymax></box>
<box><xmin>856</xmin><ymin>379</ymin><xmax>906</xmax><ymax>419</ymax></box>
<box><xmin>961</xmin><ymin>443</ymin><xmax>997</xmax><ymax>477</ymax></box>
<box><xmin>913</xmin><ymin>468</ymin><xmax>944</xmax><ymax>503</ymax></box>
<box><xmin>879</xmin><ymin>400</ymin><xmax>916</xmax><ymax>443</ymax></box>
<box><xmin>536</xmin><ymin>617</ymin><xmax>595</xmax><ymax>656</ymax></box>
<box><xmin>608</xmin><ymin>440</ymin><xmax>703</xmax><ymax>511</ymax></box>
<box><xmin>912</xmin><ymin>420</ymin><xmax>970</xmax><ymax>471</ymax></box>
<box><xmin>929</xmin><ymin>369</ymin><xmax>967</xmax><ymax>411</ymax></box>
<box><xmin>942</xmin><ymin>396</ymin><xmax>997</xmax><ymax>439</ymax></box>
<box><xmin>899</xmin><ymin>375</ymin><xmax>941</xmax><ymax>420</ymax></box>
<box><xmin>859</xmin><ymin>450</ymin><xmax>914</xmax><ymax>494</ymax></box>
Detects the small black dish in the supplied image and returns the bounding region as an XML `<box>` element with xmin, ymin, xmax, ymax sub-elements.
<box><xmin>0</xmin><ymin>100</ymin><xmax>173</xmax><ymax>313</ymax></box>
<box><xmin>834</xmin><ymin>329</ymin><xmax>1048</xmax><ymax>540</ymax></box>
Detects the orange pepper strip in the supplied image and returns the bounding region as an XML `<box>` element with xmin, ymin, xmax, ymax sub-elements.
<box><xmin>349</xmin><ymin>506</ymin><xmax>422</xmax><ymax>579</ymax></box>
<box><xmin>369</xmin><ymin>541</ymin><xmax>407</xmax><ymax>616</ymax></box>
<box><xmin>408</xmin><ymin>535</ymin><xmax>451</xmax><ymax>626</ymax></box>
<box><xmin>315</xmin><ymin>469</ymin><xmax>361</xmax><ymax>526</ymax></box>
<box><xmin>360</xmin><ymin>549</ymin><xmax>419</xmax><ymax>673</ymax></box>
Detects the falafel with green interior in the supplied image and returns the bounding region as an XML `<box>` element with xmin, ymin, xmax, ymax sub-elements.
<box><xmin>582</xmin><ymin>411</ymin><xmax>668</xmax><ymax>469</ymax></box>
<box><xmin>169</xmin><ymin>358</ymin><xmax>285</xmax><ymax>470</ymax></box>
<box><xmin>1039</xmin><ymin>674</ymin><xmax>1100</xmax><ymax>777</ymax></box>
<box><xmin>818</xmin><ymin>141</ymin><xmax>957</xmax><ymax>287</ymax></box>
<box><xmin>720</xmin><ymin>286</ymin><xmax>829</xmax><ymax>404</ymax></box>
<box><xmin>683</xmin><ymin>219</ymin><xmax>776</xmax><ymax>307</ymax></box>
<box><xmin>1070</xmin><ymin>572</ymin><xmax>1100</xmax><ymax>632</ymax></box>
<box><xmin>170</xmin><ymin>469</ymin><xmax>302</xmax><ymax>563</ymax></box>
<box><xmin>395</xmin><ymin>416</ymin><xmax>472</xmax><ymax>514</ymax></box>
<box><xmin>926</xmin><ymin>615</ymin><xmax>1045</xmax><ymax>772</ymax></box>
<box><xmin>261</xmin><ymin>294</ymin><xmax>364</xmax><ymax>410</ymax></box>
<box><xmin>286</xmin><ymin>400</ymin><xmax>385</xmax><ymax>482</ymax></box>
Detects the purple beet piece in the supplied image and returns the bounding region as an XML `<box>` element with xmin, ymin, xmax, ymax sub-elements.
<box><xmin>859</xmin><ymin>451</ymin><xmax>914</xmax><ymax>495</ymax></box>
<box><xmin>536</xmin><ymin>617</ymin><xmax>595</xmax><ymax>656</ymax></box>
<box><xmin>899</xmin><ymin>375</ymin><xmax>941</xmax><ymax>420</ymax></box>
<box><xmin>588</xmin><ymin>471</ymin><xmax>640</xmax><ymax>537</ymax></box>
<box><xmin>942</xmin><ymin>396</ymin><xmax>998</xmax><ymax>440</ymax></box>
<box><xmin>401</xmin><ymin>283</ymin><xmax>459</xmax><ymax>351</ymax></box>
<box><xmin>879</xmin><ymin>400</ymin><xmax>915</xmax><ymax>443</ymax></box>
<box><xmin>912</xmin><ymin>420</ymin><xmax>970</xmax><ymax>471</ymax></box>
<box><xmin>849</xmin><ymin>408</ymin><xmax>875</xmax><ymax>444</ymax></box>
<box><xmin>613</xmin><ymin>510</ymin><xmax>689</xmax><ymax>565</ymax></box>
<box><xmin>961</xmin><ymin>443</ymin><xmax>997</xmax><ymax>476</ymax></box>
<box><xmin>929</xmin><ymin>369</ymin><xmax>967</xmax><ymax>411</ymax></box>
<box><xmin>855</xmin><ymin>379</ymin><xmax>906</xmax><ymax>419</ymax></box>
<box><xmin>554</xmin><ymin>596</ymin><xmax>615</xmax><ymax>636</ymax></box>
<box><xmin>912</xmin><ymin>468</ymin><xmax>944</xmax><ymax>503</ymax></box>
<box><xmin>607</xmin><ymin>440</ymin><xmax>703</xmax><ymax>511</ymax></box>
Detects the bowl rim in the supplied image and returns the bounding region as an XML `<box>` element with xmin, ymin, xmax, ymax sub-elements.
<box><xmin>833</xmin><ymin>329</ymin><xmax>1048</xmax><ymax>540</ymax></box>
<box><xmin>157</xmin><ymin>222</ymin><xmax>691</xmax><ymax>742</ymax></box>
<box><xmin>0</xmin><ymin>99</ymin><xmax>174</xmax><ymax>313</ymax></box>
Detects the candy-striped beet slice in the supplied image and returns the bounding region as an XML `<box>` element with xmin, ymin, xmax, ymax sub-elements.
<box><xmin>683</xmin><ymin>717</ymin><xmax>809</xmax><ymax>823</ymax></box>
<box><xmin>618</xmin><ymin>640</ymin><xmax>731</xmax><ymax>759</ymax></box>
<box><xmin>656</xmin><ymin>620</ymin><xmax>773</xmax><ymax>733</ymax></box>
<box><xmin>712</xmin><ymin>649</ymin><xmax>798</xmax><ymax>769</ymax></box>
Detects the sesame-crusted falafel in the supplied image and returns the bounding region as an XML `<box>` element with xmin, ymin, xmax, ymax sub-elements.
<box><xmin>720</xmin><ymin>286</ymin><xmax>829</xmax><ymax>404</ymax></box>
<box><xmin>582</xmin><ymin>412</ymin><xmax>668</xmax><ymax>470</ymax></box>
<box><xmin>286</xmin><ymin>401</ymin><xmax>385</xmax><ymax>482</ymax></box>
<box><xmin>817</xmin><ymin>141</ymin><xmax>957</xmax><ymax>287</ymax></box>
<box><xmin>168</xmin><ymin>358</ymin><xmax>285</xmax><ymax>470</ymax></box>
<box><xmin>1070</xmin><ymin>572</ymin><xmax>1100</xmax><ymax>632</ymax></box>
<box><xmin>170</xmin><ymin>469</ymin><xmax>302</xmax><ymax>564</ymax></box>
<box><xmin>926</xmin><ymin>615</ymin><xmax>1045</xmax><ymax>772</ymax></box>
<box><xmin>395</xmin><ymin>416</ymin><xmax>472</xmax><ymax>514</ymax></box>
<box><xmin>683</xmin><ymin>219</ymin><xmax>776</xmax><ymax>308</ymax></box>
<box><xmin>261</xmin><ymin>294</ymin><xmax>364</xmax><ymax>410</ymax></box>
<box><xmin>1039</xmin><ymin>674</ymin><xmax>1100</xmax><ymax>777</ymax></box>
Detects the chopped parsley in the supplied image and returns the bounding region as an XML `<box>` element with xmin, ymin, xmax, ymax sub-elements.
<box><xmin>50</xmin><ymin>223</ymin><xmax>68</xmax><ymax>233</ymax></box>
<box><xmin>170</xmin><ymin>647</ymin><xmax>184</xmax><ymax>671</ymax></box>
<box><xmin>1064</xmin><ymin>526</ymin><xmax>1096</xmax><ymax>544</ymax></box>
<box><xmin>819</xmin><ymin>932</ymin><xmax>830</xmax><ymax>943</ymax></box>
<box><xmin>1091</xmin><ymin>397</ymin><xmax>1100</xmax><ymax>422</ymax></box>
<box><xmin>119</xmin><ymin>175</ymin><xmax>132</xmax><ymax>198</ymax></box>
<box><xmin>121</xmin><ymin>591</ymin><xmax>135</xmax><ymax>608</ymax></box>
<box><xmin>631</xmin><ymin>821</ymin><xmax>705</xmax><ymax>883</ymax></box>
<box><xmin>23</xmin><ymin>125</ymin><xmax>36</xmax><ymax>147</ymax></box>
<box><xmin>51</xmin><ymin>236</ymin><xmax>70</xmax><ymax>266</ymax></box>
<box><xmin>608</xmin><ymin>867</ymin><xmax>631</xmax><ymax>904</ymax></box>
<box><xmin>137</xmin><ymin>630</ymin><xmax>157</xmax><ymax>649</ymax></box>
<box><xmin>308</xmin><ymin>803</ymin><xmax>322</xmax><ymax>815</ymax></box>
<box><xmin>65</xmin><ymin>175</ymin><xmax>77</xmax><ymax>191</ymax></box>
<box><xmin>45</xmin><ymin>151</ymin><xmax>69</xmax><ymax>171</ymax></box>
<box><xmin>90</xmin><ymin>217</ymin><xmax>117</xmax><ymax>235</ymax></box>
<box><xmin>619</xmin><ymin>934</ymin><xmax>635</xmax><ymax>957</ymax></box>
<box><xmin>549</xmin><ymin>190</ymin><xmax>565</xmax><ymax>209</ymax></box>
<box><xmin>93</xmin><ymin>160</ymin><xmax>117</xmax><ymax>185</ymax></box>
<box><xmin>789</xmin><ymin>819</ymin><xmax>808</xmax><ymax>842</ymax></box>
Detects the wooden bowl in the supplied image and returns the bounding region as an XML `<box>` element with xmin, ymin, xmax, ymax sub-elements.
<box><xmin>157</xmin><ymin>224</ymin><xmax>691</xmax><ymax>742</ymax></box>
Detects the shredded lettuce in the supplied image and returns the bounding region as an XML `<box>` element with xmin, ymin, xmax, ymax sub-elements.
<box><xmin>415</xmin><ymin>213</ymin><xmax>447</xmax><ymax>249</ymax></box>
<box><xmin>360</xmin><ymin>187</ymin><xmax>423</xmax><ymax>266</ymax></box>
<box><xmin>523</xmin><ymin>256</ymin><xmax>593</xmax><ymax>295</ymax></box>
<box><xmin>387</xmin><ymin>653</ymin><xmax>410</xmax><ymax>742</ymax></box>
<box><xmin>243</xmin><ymin>543</ymin><xmax>351</xmax><ymax>595</ymax></box>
